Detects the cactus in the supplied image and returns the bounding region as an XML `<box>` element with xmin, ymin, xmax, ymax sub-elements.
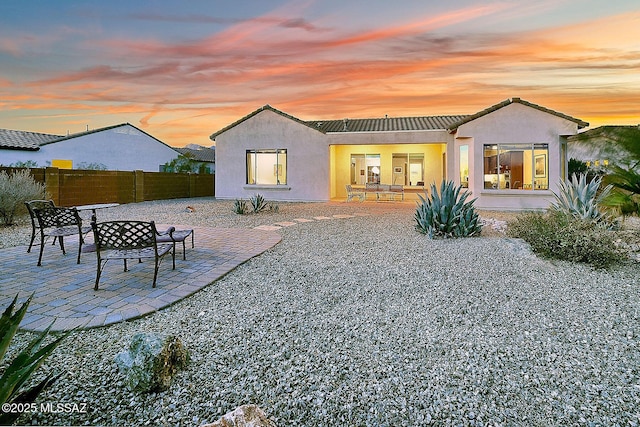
<box><xmin>551</xmin><ymin>173</ymin><xmax>613</xmax><ymax>223</ymax></box>
<box><xmin>415</xmin><ymin>180</ymin><xmax>482</xmax><ymax>238</ymax></box>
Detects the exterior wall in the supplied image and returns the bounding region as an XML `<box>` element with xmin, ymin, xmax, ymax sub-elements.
<box><xmin>0</xmin><ymin>125</ymin><xmax>179</xmax><ymax>172</ymax></box>
<box><xmin>214</xmin><ymin>110</ymin><xmax>329</xmax><ymax>201</ymax></box>
<box><xmin>455</xmin><ymin>103</ymin><xmax>580</xmax><ymax>210</ymax></box>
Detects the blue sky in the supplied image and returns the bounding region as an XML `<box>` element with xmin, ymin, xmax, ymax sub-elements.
<box><xmin>1</xmin><ymin>0</ymin><xmax>639</xmax><ymax>146</ymax></box>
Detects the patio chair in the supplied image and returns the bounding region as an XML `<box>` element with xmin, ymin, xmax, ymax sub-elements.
<box><xmin>32</xmin><ymin>206</ymin><xmax>88</xmax><ymax>266</ymax></box>
<box><xmin>345</xmin><ymin>185</ymin><xmax>365</xmax><ymax>202</ymax></box>
<box><xmin>25</xmin><ymin>199</ymin><xmax>55</xmax><ymax>253</ymax></box>
<box><xmin>92</xmin><ymin>220</ymin><xmax>175</xmax><ymax>290</ymax></box>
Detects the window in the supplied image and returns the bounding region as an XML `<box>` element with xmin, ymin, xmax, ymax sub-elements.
<box><xmin>350</xmin><ymin>154</ymin><xmax>380</xmax><ymax>185</ymax></box>
<box><xmin>483</xmin><ymin>144</ymin><xmax>548</xmax><ymax>190</ymax></box>
<box><xmin>392</xmin><ymin>153</ymin><xmax>424</xmax><ymax>186</ymax></box>
<box><xmin>246</xmin><ymin>149</ymin><xmax>287</xmax><ymax>185</ymax></box>
<box><xmin>459</xmin><ymin>146</ymin><xmax>469</xmax><ymax>188</ymax></box>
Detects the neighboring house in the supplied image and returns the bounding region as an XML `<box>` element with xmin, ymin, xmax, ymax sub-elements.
<box><xmin>174</xmin><ymin>144</ymin><xmax>216</xmax><ymax>173</ymax></box>
<box><xmin>0</xmin><ymin>123</ymin><xmax>181</xmax><ymax>172</ymax></box>
<box><xmin>210</xmin><ymin>98</ymin><xmax>588</xmax><ymax>210</ymax></box>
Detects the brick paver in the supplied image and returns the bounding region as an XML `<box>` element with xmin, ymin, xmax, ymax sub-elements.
<box><xmin>0</xmin><ymin>226</ymin><xmax>281</xmax><ymax>332</ymax></box>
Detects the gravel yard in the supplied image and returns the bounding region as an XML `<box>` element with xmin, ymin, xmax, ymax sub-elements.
<box><xmin>3</xmin><ymin>198</ymin><xmax>640</xmax><ymax>426</ymax></box>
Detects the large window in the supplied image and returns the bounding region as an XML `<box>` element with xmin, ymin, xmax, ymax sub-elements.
<box><xmin>483</xmin><ymin>144</ymin><xmax>548</xmax><ymax>190</ymax></box>
<box><xmin>246</xmin><ymin>149</ymin><xmax>287</xmax><ymax>185</ymax></box>
<box><xmin>459</xmin><ymin>146</ymin><xmax>469</xmax><ymax>188</ymax></box>
<box><xmin>392</xmin><ymin>153</ymin><xmax>424</xmax><ymax>186</ymax></box>
<box><xmin>350</xmin><ymin>154</ymin><xmax>381</xmax><ymax>185</ymax></box>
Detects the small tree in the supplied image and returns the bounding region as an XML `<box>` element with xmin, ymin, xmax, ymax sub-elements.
<box><xmin>0</xmin><ymin>169</ymin><xmax>47</xmax><ymax>226</ymax></box>
<box><xmin>164</xmin><ymin>153</ymin><xmax>198</xmax><ymax>173</ymax></box>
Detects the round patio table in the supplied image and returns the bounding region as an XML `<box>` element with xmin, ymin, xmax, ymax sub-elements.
<box><xmin>73</xmin><ymin>203</ymin><xmax>120</xmax><ymax>222</ymax></box>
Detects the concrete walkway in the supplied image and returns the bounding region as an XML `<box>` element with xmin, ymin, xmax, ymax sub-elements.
<box><xmin>0</xmin><ymin>226</ymin><xmax>281</xmax><ymax>332</ymax></box>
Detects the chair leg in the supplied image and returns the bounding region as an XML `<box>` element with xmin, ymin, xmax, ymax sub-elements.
<box><xmin>95</xmin><ymin>259</ymin><xmax>104</xmax><ymax>290</ymax></box>
<box><xmin>152</xmin><ymin>258</ymin><xmax>159</xmax><ymax>288</ymax></box>
<box><xmin>58</xmin><ymin>236</ymin><xmax>66</xmax><ymax>255</ymax></box>
<box><xmin>123</xmin><ymin>259</ymin><xmax>128</xmax><ymax>272</ymax></box>
<box><xmin>76</xmin><ymin>242</ymin><xmax>82</xmax><ymax>264</ymax></box>
<box><xmin>27</xmin><ymin>229</ymin><xmax>36</xmax><ymax>253</ymax></box>
<box><xmin>37</xmin><ymin>233</ymin><xmax>45</xmax><ymax>266</ymax></box>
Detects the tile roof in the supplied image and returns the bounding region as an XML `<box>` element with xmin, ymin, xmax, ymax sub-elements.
<box><xmin>0</xmin><ymin>129</ymin><xmax>63</xmax><ymax>150</ymax></box>
<box><xmin>447</xmin><ymin>98</ymin><xmax>589</xmax><ymax>130</ymax></box>
<box><xmin>175</xmin><ymin>146</ymin><xmax>216</xmax><ymax>163</ymax></box>
<box><xmin>306</xmin><ymin>115</ymin><xmax>467</xmax><ymax>133</ymax></box>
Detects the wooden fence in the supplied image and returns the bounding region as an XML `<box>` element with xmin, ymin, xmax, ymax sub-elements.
<box><xmin>0</xmin><ymin>167</ymin><xmax>215</xmax><ymax>206</ymax></box>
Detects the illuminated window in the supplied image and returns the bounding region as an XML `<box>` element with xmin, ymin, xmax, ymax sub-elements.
<box><xmin>246</xmin><ymin>149</ymin><xmax>287</xmax><ymax>185</ymax></box>
<box><xmin>391</xmin><ymin>153</ymin><xmax>424</xmax><ymax>186</ymax></box>
<box><xmin>483</xmin><ymin>144</ymin><xmax>548</xmax><ymax>190</ymax></box>
<box><xmin>350</xmin><ymin>154</ymin><xmax>381</xmax><ymax>184</ymax></box>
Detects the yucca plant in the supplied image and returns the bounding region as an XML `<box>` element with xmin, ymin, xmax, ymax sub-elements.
<box><xmin>249</xmin><ymin>193</ymin><xmax>268</xmax><ymax>213</ymax></box>
<box><xmin>232</xmin><ymin>198</ymin><xmax>248</xmax><ymax>215</ymax></box>
<box><xmin>0</xmin><ymin>294</ymin><xmax>70</xmax><ymax>425</ymax></box>
<box><xmin>551</xmin><ymin>173</ymin><xmax>613</xmax><ymax>224</ymax></box>
<box><xmin>415</xmin><ymin>180</ymin><xmax>482</xmax><ymax>238</ymax></box>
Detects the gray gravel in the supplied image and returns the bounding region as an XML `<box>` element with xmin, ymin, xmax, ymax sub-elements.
<box><xmin>3</xmin><ymin>197</ymin><xmax>640</xmax><ymax>426</ymax></box>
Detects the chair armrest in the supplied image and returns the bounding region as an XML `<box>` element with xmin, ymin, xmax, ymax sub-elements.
<box><xmin>157</xmin><ymin>226</ymin><xmax>176</xmax><ymax>236</ymax></box>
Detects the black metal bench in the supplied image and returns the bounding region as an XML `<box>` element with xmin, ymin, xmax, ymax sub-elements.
<box><xmin>91</xmin><ymin>220</ymin><xmax>176</xmax><ymax>290</ymax></box>
<box><xmin>31</xmin><ymin>205</ymin><xmax>89</xmax><ymax>266</ymax></box>
<box><xmin>156</xmin><ymin>228</ymin><xmax>194</xmax><ymax>261</ymax></box>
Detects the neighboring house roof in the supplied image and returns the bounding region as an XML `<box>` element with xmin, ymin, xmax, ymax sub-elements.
<box><xmin>0</xmin><ymin>129</ymin><xmax>62</xmax><ymax>151</ymax></box>
<box><xmin>175</xmin><ymin>146</ymin><xmax>216</xmax><ymax>163</ymax></box>
<box><xmin>210</xmin><ymin>104</ymin><xmax>325</xmax><ymax>140</ymax></box>
<box><xmin>448</xmin><ymin>97</ymin><xmax>589</xmax><ymax>131</ymax></box>
<box><xmin>39</xmin><ymin>123</ymin><xmax>180</xmax><ymax>154</ymax></box>
<box><xmin>306</xmin><ymin>115</ymin><xmax>467</xmax><ymax>133</ymax></box>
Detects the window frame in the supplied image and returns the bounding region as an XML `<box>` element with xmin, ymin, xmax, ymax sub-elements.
<box><xmin>482</xmin><ymin>143</ymin><xmax>549</xmax><ymax>191</ymax></box>
<box><xmin>246</xmin><ymin>148</ymin><xmax>287</xmax><ymax>186</ymax></box>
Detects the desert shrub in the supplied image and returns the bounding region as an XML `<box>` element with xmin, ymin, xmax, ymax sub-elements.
<box><xmin>551</xmin><ymin>173</ymin><xmax>613</xmax><ymax>224</ymax></box>
<box><xmin>0</xmin><ymin>295</ymin><xmax>71</xmax><ymax>425</ymax></box>
<box><xmin>232</xmin><ymin>199</ymin><xmax>248</xmax><ymax>215</ymax></box>
<box><xmin>415</xmin><ymin>180</ymin><xmax>481</xmax><ymax>238</ymax></box>
<box><xmin>507</xmin><ymin>210</ymin><xmax>623</xmax><ymax>268</ymax></box>
<box><xmin>249</xmin><ymin>193</ymin><xmax>268</xmax><ymax>213</ymax></box>
<box><xmin>0</xmin><ymin>169</ymin><xmax>47</xmax><ymax>226</ymax></box>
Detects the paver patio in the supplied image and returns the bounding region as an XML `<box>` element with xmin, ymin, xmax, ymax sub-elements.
<box><xmin>0</xmin><ymin>225</ymin><xmax>281</xmax><ymax>332</ymax></box>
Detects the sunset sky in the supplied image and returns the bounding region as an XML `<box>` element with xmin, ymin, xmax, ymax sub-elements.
<box><xmin>1</xmin><ymin>0</ymin><xmax>639</xmax><ymax>147</ymax></box>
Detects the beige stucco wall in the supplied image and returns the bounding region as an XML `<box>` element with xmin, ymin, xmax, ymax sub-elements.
<box><xmin>455</xmin><ymin>103</ymin><xmax>580</xmax><ymax>210</ymax></box>
<box><xmin>214</xmin><ymin>110</ymin><xmax>329</xmax><ymax>201</ymax></box>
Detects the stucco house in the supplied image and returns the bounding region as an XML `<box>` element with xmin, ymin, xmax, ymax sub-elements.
<box><xmin>210</xmin><ymin>98</ymin><xmax>588</xmax><ymax>210</ymax></box>
<box><xmin>0</xmin><ymin>123</ymin><xmax>181</xmax><ymax>172</ymax></box>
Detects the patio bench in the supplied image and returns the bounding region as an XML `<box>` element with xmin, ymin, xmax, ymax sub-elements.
<box><xmin>91</xmin><ymin>220</ymin><xmax>176</xmax><ymax>290</ymax></box>
<box><xmin>364</xmin><ymin>183</ymin><xmax>405</xmax><ymax>201</ymax></box>
<box><xmin>30</xmin><ymin>205</ymin><xmax>90</xmax><ymax>266</ymax></box>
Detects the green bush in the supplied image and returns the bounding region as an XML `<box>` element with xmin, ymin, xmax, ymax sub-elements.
<box><xmin>0</xmin><ymin>295</ymin><xmax>70</xmax><ymax>425</ymax></box>
<box><xmin>507</xmin><ymin>210</ymin><xmax>623</xmax><ymax>268</ymax></box>
<box><xmin>415</xmin><ymin>180</ymin><xmax>482</xmax><ymax>238</ymax></box>
<box><xmin>0</xmin><ymin>169</ymin><xmax>47</xmax><ymax>226</ymax></box>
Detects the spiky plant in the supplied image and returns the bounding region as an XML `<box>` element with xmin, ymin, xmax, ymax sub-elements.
<box><xmin>551</xmin><ymin>173</ymin><xmax>613</xmax><ymax>223</ymax></box>
<box><xmin>0</xmin><ymin>295</ymin><xmax>71</xmax><ymax>425</ymax></box>
<box><xmin>232</xmin><ymin>199</ymin><xmax>248</xmax><ymax>215</ymax></box>
<box><xmin>415</xmin><ymin>180</ymin><xmax>482</xmax><ymax>238</ymax></box>
<box><xmin>249</xmin><ymin>193</ymin><xmax>268</xmax><ymax>213</ymax></box>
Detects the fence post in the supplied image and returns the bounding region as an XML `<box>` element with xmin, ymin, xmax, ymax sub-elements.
<box><xmin>44</xmin><ymin>167</ymin><xmax>60</xmax><ymax>205</ymax></box>
<box><xmin>134</xmin><ymin>170</ymin><xmax>144</xmax><ymax>202</ymax></box>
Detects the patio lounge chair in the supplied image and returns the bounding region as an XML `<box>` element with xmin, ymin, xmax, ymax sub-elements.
<box><xmin>345</xmin><ymin>185</ymin><xmax>365</xmax><ymax>202</ymax></box>
<box><xmin>91</xmin><ymin>220</ymin><xmax>175</xmax><ymax>290</ymax></box>
<box><xmin>32</xmin><ymin>205</ymin><xmax>88</xmax><ymax>266</ymax></box>
<box><xmin>25</xmin><ymin>199</ymin><xmax>56</xmax><ymax>253</ymax></box>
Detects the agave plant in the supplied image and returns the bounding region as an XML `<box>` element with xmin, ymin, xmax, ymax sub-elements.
<box><xmin>232</xmin><ymin>198</ymin><xmax>248</xmax><ymax>215</ymax></box>
<box><xmin>249</xmin><ymin>193</ymin><xmax>268</xmax><ymax>213</ymax></box>
<box><xmin>551</xmin><ymin>173</ymin><xmax>613</xmax><ymax>223</ymax></box>
<box><xmin>415</xmin><ymin>180</ymin><xmax>482</xmax><ymax>238</ymax></box>
<box><xmin>0</xmin><ymin>295</ymin><xmax>70</xmax><ymax>425</ymax></box>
